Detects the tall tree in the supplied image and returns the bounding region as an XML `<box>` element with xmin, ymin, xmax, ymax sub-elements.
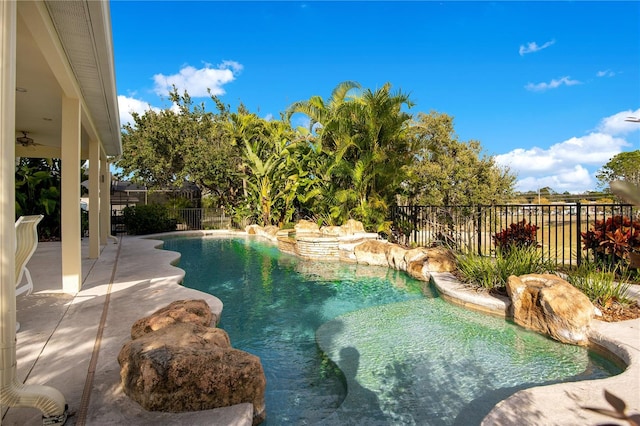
<box><xmin>596</xmin><ymin>150</ymin><xmax>640</xmax><ymax>191</ymax></box>
<box><xmin>403</xmin><ymin>111</ymin><xmax>515</xmax><ymax>206</ymax></box>
<box><xmin>115</xmin><ymin>88</ymin><xmax>244</xmax><ymax>207</ymax></box>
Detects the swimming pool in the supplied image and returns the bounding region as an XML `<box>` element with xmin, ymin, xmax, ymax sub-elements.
<box><xmin>162</xmin><ymin>236</ymin><xmax>621</xmax><ymax>425</ymax></box>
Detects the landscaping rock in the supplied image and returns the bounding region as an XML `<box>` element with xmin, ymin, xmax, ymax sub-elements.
<box><xmin>422</xmin><ymin>246</ymin><xmax>457</xmax><ymax>272</ymax></box>
<box><xmin>246</xmin><ymin>225</ymin><xmax>279</xmax><ymax>240</ymax></box>
<box><xmin>405</xmin><ymin>247</ymin><xmax>456</xmax><ymax>281</ymax></box>
<box><xmin>386</xmin><ymin>244</ymin><xmax>408</xmax><ymax>270</ymax></box>
<box><xmin>130</xmin><ymin>299</ymin><xmax>215</xmax><ymax>339</ymax></box>
<box><xmin>353</xmin><ymin>240</ymin><xmax>390</xmax><ymax>266</ymax></box>
<box><xmin>506</xmin><ymin>274</ymin><xmax>595</xmax><ymax>346</ymax></box>
<box><xmin>245</xmin><ymin>224</ymin><xmax>260</xmax><ymax>235</ymax></box>
<box><xmin>341</xmin><ymin>219</ymin><xmax>365</xmax><ymax>235</ymax></box>
<box><xmin>320</xmin><ymin>225</ymin><xmax>344</xmax><ymax>236</ymax></box>
<box><xmin>404</xmin><ymin>247</ymin><xmax>431</xmax><ymax>264</ymax></box>
<box><xmin>406</xmin><ymin>259</ymin><xmax>430</xmax><ymax>281</ymax></box>
<box><xmin>294</xmin><ymin>219</ymin><xmax>320</xmax><ymax>234</ymax></box>
<box><xmin>118</xmin><ymin>322</ymin><xmax>266</xmax><ymax>425</ymax></box>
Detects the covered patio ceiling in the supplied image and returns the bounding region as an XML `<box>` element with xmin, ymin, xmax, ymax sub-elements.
<box><xmin>15</xmin><ymin>1</ymin><xmax>121</xmax><ymax>159</ymax></box>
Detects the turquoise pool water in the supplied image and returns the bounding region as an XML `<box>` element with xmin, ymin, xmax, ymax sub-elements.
<box><xmin>162</xmin><ymin>236</ymin><xmax>622</xmax><ymax>425</ymax></box>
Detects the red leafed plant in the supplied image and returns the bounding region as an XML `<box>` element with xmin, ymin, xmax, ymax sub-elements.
<box><xmin>493</xmin><ymin>219</ymin><xmax>539</xmax><ymax>252</ymax></box>
<box><xmin>581</xmin><ymin>215</ymin><xmax>640</xmax><ymax>266</ymax></box>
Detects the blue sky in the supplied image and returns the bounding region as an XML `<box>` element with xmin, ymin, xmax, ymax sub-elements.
<box><xmin>111</xmin><ymin>1</ymin><xmax>640</xmax><ymax>194</ymax></box>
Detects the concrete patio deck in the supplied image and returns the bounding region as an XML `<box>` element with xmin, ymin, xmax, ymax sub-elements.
<box><xmin>2</xmin><ymin>232</ymin><xmax>639</xmax><ymax>425</ymax></box>
<box><xmin>3</xmin><ymin>234</ymin><xmax>252</xmax><ymax>425</ymax></box>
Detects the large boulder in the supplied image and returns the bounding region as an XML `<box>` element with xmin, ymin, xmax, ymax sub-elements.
<box><xmin>506</xmin><ymin>274</ymin><xmax>595</xmax><ymax>346</ymax></box>
<box><xmin>353</xmin><ymin>240</ymin><xmax>390</xmax><ymax>266</ymax></box>
<box><xmin>118</xmin><ymin>322</ymin><xmax>266</xmax><ymax>425</ymax></box>
<box><xmin>130</xmin><ymin>299</ymin><xmax>215</xmax><ymax>339</ymax></box>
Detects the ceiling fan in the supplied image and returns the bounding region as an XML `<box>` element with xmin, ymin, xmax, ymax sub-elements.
<box><xmin>16</xmin><ymin>131</ymin><xmax>40</xmax><ymax>147</ymax></box>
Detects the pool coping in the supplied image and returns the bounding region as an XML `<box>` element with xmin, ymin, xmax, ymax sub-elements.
<box><xmin>430</xmin><ymin>271</ymin><xmax>640</xmax><ymax>425</ymax></box>
<box><xmin>142</xmin><ymin>230</ymin><xmax>640</xmax><ymax>424</ymax></box>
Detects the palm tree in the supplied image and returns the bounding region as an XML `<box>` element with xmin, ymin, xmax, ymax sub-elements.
<box><xmin>285</xmin><ymin>81</ymin><xmax>415</xmax><ymax>230</ymax></box>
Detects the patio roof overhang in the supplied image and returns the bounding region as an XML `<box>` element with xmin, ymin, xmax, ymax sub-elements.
<box><xmin>15</xmin><ymin>0</ymin><xmax>121</xmax><ymax>159</ymax></box>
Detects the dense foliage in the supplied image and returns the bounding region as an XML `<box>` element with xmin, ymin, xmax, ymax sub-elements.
<box><xmin>401</xmin><ymin>112</ymin><xmax>515</xmax><ymax>206</ymax></box>
<box><xmin>456</xmin><ymin>245</ymin><xmax>552</xmax><ymax>290</ymax></box>
<box><xmin>114</xmin><ymin>81</ymin><xmax>518</xmax><ymax>231</ymax></box>
<box><xmin>492</xmin><ymin>219</ymin><xmax>539</xmax><ymax>252</ymax></box>
<box><xmin>117</xmin><ymin>90</ymin><xmax>245</xmax><ymax>208</ymax></box>
<box><xmin>581</xmin><ymin>215</ymin><xmax>640</xmax><ymax>266</ymax></box>
<box><xmin>122</xmin><ymin>204</ymin><xmax>177</xmax><ymax>235</ymax></box>
<box><xmin>596</xmin><ymin>150</ymin><xmax>640</xmax><ymax>191</ymax></box>
<box><xmin>15</xmin><ymin>158</ymin><xmax>63</xmax><ymax>239</ymax></box>
<box><xmin>564</xmin><ymin>261</ymin><xmax>634</xmax><ymax>307</ymax></box>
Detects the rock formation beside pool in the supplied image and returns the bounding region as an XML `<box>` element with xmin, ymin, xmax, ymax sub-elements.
<box><xmin>118</xmin><ymin>300</ymin><xmax>267</xmax><ymax>425</ymax></box>
<box><xmin>246</xmin><ymin>220</ymin><xmax>457</xmax><ymax>282</ymax></box>
<box><xmin>506</xmin><ymin>274</ymin><xmax>596</xmax><ymax>346</ymax></box>
<box><xmin>129</xmin><ymin>299</ymin><xmax>216</xmax><ymax>339</ymax></box>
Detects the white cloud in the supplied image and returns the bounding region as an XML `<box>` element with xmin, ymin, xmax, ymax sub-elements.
<box><xmin>153</xmin><ymin>61</ymin><xmax>244</xmax><ymax>98</ymax></box>
<box><xmin>596</xmin><ymin>69</ymin><xmax>615</xmax><ymax>78</ymax></box>
<box><xmin>597</xmin><ymin>108</ymin><xmax>640</xmax><ymax>135</ymax></box>
<box><xmin>290</xmin><ymin>114</ymin><xmax>311</xmax><ymax>131</ymax></box>
<box><xmin>519</xmin><ymin>39</ymin><xmax>555</xmax><ymax>56</ymax></box>
<box><xmin>117</xmin><ymin>95</ymin><xmax>160</xmax><ymax>127</ymax></box>
<box><xmin>495</xmin><ymin>113</ymin><xmax>634</xmax><ymax>193</ymax></box>
<box><xmin>525</xmin><ymin>76</ymin><xmax>581</xmax><ymax>92</ymax></box>
<box><xmin>513</xmin><ymin>165</ymin><xmax>592</xmax><ymax>193</ymax></box>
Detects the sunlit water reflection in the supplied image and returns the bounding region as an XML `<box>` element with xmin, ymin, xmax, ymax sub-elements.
<box><xmin>162</xmin><ymin>236</ymin><xmax>621</xmax><ymax>425</ymax></box>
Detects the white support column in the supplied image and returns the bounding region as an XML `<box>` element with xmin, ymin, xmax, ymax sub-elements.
<box><xmin>61</xmin><ymin>96</ymin><xmax>82</xmax><ymax>293</ymax></box>
<box><xmin>88</xmin><ymin>139</ymin><xmax>100</xmax><ymax>258</ymax></box>
<box><xmin>99</xmin><ymin>155</ymin><xmax>110</xmax><ymax>245</ymax></box>
<box><xmin>0</xmin><ymin>2</ymin><xmax>66</xmax><ymax>420</ymax></box>
<box><xmin>0</xmin><ymin>0</ymin><xmax>19</xmax><ymax>384</ymax></box>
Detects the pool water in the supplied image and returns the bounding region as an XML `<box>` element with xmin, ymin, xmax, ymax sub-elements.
<box><xmin>162</xmin><ymin>236</ymin><xmax>622</xmax><ymax>425</ymax></box>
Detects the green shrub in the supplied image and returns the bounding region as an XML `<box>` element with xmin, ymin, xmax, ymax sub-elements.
<box><xmin>456</xmin><ymin>245</ymin><xmax>552</xmax><ymax>290</ymax></box>
<box><xmin>564</xmin><ymin>261</ymin><xmax>633</xmax><ymax>307</ymax></box>
<box><xmin>456</xmin><ymin>253</ymin><xmax>500</xmax><ymax>289</ymax></box>
<box><xmin>122</xmin><ymin>204</ymin><xmax>177</xmax><ymax>235</ymax></box>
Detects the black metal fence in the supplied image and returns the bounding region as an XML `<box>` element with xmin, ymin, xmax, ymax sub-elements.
<box><xmin>390</xmin><ymin>203</ymin><xmax>639</xmax><ymax>267</ymax></box>
<box><xmin>111</xmin><ymin>207</ymin><xmax>237</xmax><ymax>235</ymax></box>
<box><xmin>170</xmin><ymin>208</ymin><xmax>234</xmax><ymax>231</ymax></box>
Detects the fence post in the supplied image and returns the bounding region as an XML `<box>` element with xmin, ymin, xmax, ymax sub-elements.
<box><xmin>412</xmin><ymin>205</ymin><xmax>418</xmax><ymax>246</ymax></box>
<box><xmin>477</xmin><ymin>205</ymin><xmax>482</xmax><ymax>256</ymax></box>
<box><xmin>576</xmin><ymin>201</ymin><xmax>582</xmax><ymax>266</ymax></box>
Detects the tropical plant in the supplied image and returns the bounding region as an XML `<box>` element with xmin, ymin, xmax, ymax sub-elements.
<box><xmin>287</xmin><ymin>81</ymin><xmax>415</xmax><ymax>231</ymax></box>
<box><xmin>564</xmin><ymin>261</ymin><xmax>633</xmax><ymax>307</ymax></box>
<box><xmin>456</xmin><ymin>245</ymin><xmax>552</xmax><ymax>290</ymax></box>
<box><xmin>581</xmin><ymin>215</ymin><xmax>640</xmax><ymax>266</ymax></box>
<box><xmin>493</xmin><ymin>219</ymin><xmax>539</xmax><ymax>252</ymax></box>
<box><xmin>15</xmin><ymin>158</ymin><xmax>62</xmax><ymax>239</ymax></box>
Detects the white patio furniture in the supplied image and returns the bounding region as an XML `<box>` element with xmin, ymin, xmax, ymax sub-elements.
<box><xmin>15</xmin><ymin>214</ymin><xmax>43</xmax><ymax>330</ymax></box>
